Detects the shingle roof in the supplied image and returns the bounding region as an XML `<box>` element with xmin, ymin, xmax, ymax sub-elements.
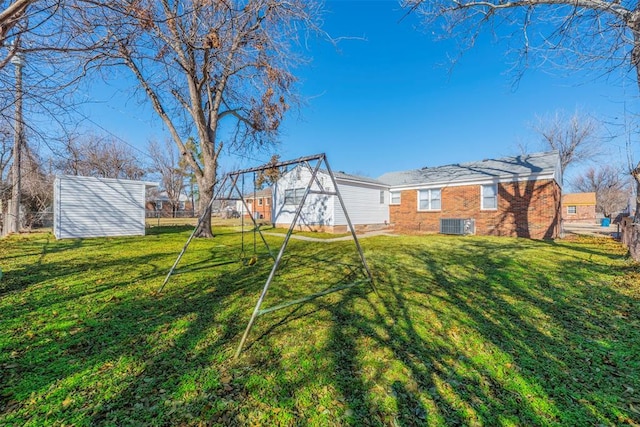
<box><xmin>377</xmin><ymin>151</ymin><xmax>560</xmax><ymax>187</ymax></box>
<box><xmin>333</xmin><ymin>170</ymin><xmax>387</xmax><ymax>187</ymax></box>
<box><xmin>245</xmin><ymin>188</ymin><xmax>272</xmax><ymax>199</ymax></box>
<box><xmin>563</xmin><ymin>192</ymin><xmax>596</xmax><ymax>205</ymax></box>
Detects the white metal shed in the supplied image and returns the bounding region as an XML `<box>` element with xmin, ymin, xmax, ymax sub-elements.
<box><xmin>53</xmin><ymin>175</ymin><xmax>158</xmax><ymax>239</ymax></box>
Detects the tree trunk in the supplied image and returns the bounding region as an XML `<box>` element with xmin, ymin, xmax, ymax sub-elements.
<box><xmin>631</xmin><ymin>30</ymin><xmax>640</xmax><ymax>223</ymax></box>
<box><xmin>633</xmin><ymin>164</ymin><xmax>640</xmax><ymax>223</ymax></box>
<box><xmin>194</xmin><ymin>174</ymin><xmax>214</xmax><ymax>238</ymax></box>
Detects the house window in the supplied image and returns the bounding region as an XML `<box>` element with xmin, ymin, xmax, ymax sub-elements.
<box><xmin>156</xmin><ymin>200</ymin><xmax>163</xmax><ymax>210</ymax></box>
<box><xmin>567</xmin><ymin>205</ymin><xmax>577</xmax><ymax>214</ymax></box>
<box><xmin>266</xmin><ymin>198</ymin><xmax>270</xmax><ymax>206</ymax></box>
<box><xmin>284</xmin><ymin>188</ymin><xmax>305</xmax><ymax>205</ymax></box>
<box><xmin>380</xmin><ymin>190</ymin><xmax>385</xmax><ymax>204</ymax></box>
<box><xmin>481</xmin><ymin>184</ymin><xmax>498</xmax><ymax>210</ymax></box>
<box><xmin>418</xmin><ymin>189</ymin><xmax>441</xmax><ymax>211</ymax></box>
<box><xmin>179</xmin><ymin>201</ymin><xmax>185</xmax><ymax>210</ymax></box>
<box><xmin>258</xmin><ymin>198</ymin><xmax>263</xmax><ymax>206</ymax></box>
<box><xmin>390</xmin><ymin>191</ymin><xmax>401</xmax><ymax>205</ymax></box>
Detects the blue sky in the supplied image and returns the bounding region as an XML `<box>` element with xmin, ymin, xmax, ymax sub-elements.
<box><xmin>78</xmin><ymin>0</ymin><xmax>639</xmax><ymax>183</ymax></box>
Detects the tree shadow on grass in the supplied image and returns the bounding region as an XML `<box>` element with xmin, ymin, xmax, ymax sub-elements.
<box><xmin>231</xmin><ymin>235</ymin><xmax>638</xmax><ymax>425</ymax></box>
<box><xmin>361</xmin><ymin>236</ymin><xmax>639</xmax><ymax>425</ymax></box>
<box><xmin>1</xmin><ymin>259</ymin><xmax>274</xmax><ymax>425</ymax></box>
<box><xmin>0</xmin><ymin>229</ymin><xmax>280</xmax><ymax>425</ymax></box>
<box><xmin>2</xmin><ymin>233</ymin><xmax>638</xmax><ymax>426</ymax></box>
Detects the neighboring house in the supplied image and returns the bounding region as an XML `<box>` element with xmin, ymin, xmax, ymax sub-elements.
<box><xmin>562</xmin><ymin>192</ymin><xmax>596</xmax><ymax>224</ymax></box>
<box><xmin>54</xmin><ymin>175</ymin><xmax>158</xmax><ymax>239</ymax></box>
<box><xmin>273</xmin><ymin>166</ymin><xmax>389</xmax><ymax>233</ymax></box>
<box><xmin>378</xmin><ymin>151</ymin><xmax>562</xmax><ymax>239</ymax></box>
<box><xmin>146</xmin><ymin>191</ymin><xmax>194</xmax><ymax>217</ymax></box>
<box><xmin>242</xmin><ymin>188</ymin><xmax>273</xmax><ymax>222</ymax></box>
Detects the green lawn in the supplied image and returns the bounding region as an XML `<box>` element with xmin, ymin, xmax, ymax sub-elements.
<box><xmin>0</xmin><ymin>228</ymin><xmax>638</xmax><ymax>426</ymax></box>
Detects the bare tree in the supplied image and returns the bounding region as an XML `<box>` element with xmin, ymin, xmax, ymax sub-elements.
<box><xmin>0</xmin><ymin>1</ymin><xmax>110</xmax><ymax>235</ymax></box>
<box><xmin>0</xmin><ymin>123</ymin><xmax>12</xmax><ymax>230</ymax></box>
<box><xmin>148</xmin><ymin>139</ymin><xmax>188</xmax><ymax>217</ymax></box>
<box><xmin>1</xmin><ymin>1</ymin><xmax>37</xmax><ymax>45</ymax></box>
<box><xmin>0</xmin><ymin>0</ymin><xmax>74</xmax><ymax>73</ymax></box>
<box><xmin>402</xmin><ymin>0</ymin><xmax>640</xmax><ymax>222</ymax></box>
<box><xmin>0</xmin><ymin>123</ymin><xmax>52</xmax><ymax>233</ymax></box>
<box><xmin>72</xmin><ymin>0</ymin><xmax>323</xmax><ymax>237</ymax></box>
<box><xmin>55</xmin><ymin>133</ymin><xmax>145</xmax><ymax>180</ymax></box>
<box><xmin>19</xmin><ymin>143</ymin><xmax>52</xmax><ymax>228</ymax></box>
<box><xmin>532</xmin><ymin>110</ymin><xmax>601</xmax><ymax>172</ymax></box>
<box><xmin>0</xmin><ymin>123</ymin><xmax>11</xmax><ymax>181</ymax></box>
<box><xmin>572</xmin><ymin>165</ymin><xmax>631</xmax><ymax>218</ymax></box>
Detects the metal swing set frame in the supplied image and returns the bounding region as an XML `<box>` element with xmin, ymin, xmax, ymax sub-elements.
<box><xmin>157</xmin><ymin>153</ymin><xmax>377</xmax><ymax>359</ymax></box>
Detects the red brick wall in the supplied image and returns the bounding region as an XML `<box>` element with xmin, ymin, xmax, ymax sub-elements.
<box><xmin>562</xmin><ymin>205</ymin><xmax>596</xmax><ymax>224</ymax></box>
<box><xmin>390</xmin><ymin>179</ymin><xmax>561</xmax><ymax>239</ymax></box>
<box><xmin>246</xmin><ymin>197</ymin><xmax>272</xmax><ymax>222</ymax></box>
<box><xmin>146</xmin><ymin>201</ymin><xmax>195</xmax><ymax>217</ymax></box>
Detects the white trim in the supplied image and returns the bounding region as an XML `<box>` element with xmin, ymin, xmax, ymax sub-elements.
<box><xmin>417</xmin><ymin>188</ymin><xmax>441</xmax><ymax>211</ymax></box>
<box><xmin>335</xmin><ymin>176</ymin><xmax>388</xmax><ymax>189</ymax></box>
<box><xmin>481</xmin><ymin>183</ymin><xmax>498</xmax><ymax>210</ymax></box>
<box><xmin>390</xmin><ymin>191</ymin><xmax>401</xmax><ymax>205</ymax></box>
<box><xmin>60</xmin><ymin>174</ymin><xmax>158</xmax><ymax>188</ymax></box>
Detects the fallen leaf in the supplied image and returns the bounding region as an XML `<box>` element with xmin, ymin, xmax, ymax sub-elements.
<box><xmin>62</xmin><ymin>396</ymin><xmax>73</xmax><ymax>408</ymax></box>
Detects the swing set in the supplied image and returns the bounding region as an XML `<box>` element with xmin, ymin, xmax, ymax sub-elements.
<box><xmin>239</xmin><ymin>172</ymin><xmax>260</xmax><ymax>267</ymax></box>
<box><xmin>157</xmin><ymin>153</ymin><xmax>376</xmax><ymax>358</ymax></box>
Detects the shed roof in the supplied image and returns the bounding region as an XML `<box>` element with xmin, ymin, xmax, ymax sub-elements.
<box><xmin>59</xmin><ymin>174</ymin><xmax>158</xmax><ymax>188</ymax></box>
<box><xmin>281</xmin><ymin>165</ymin><xmax>387</xmax><ymax>188</ymax></box>
<box><xmin>563</xmin><ymin>192</ymin><xmax>596</xmax><ymax>205</ymax></box>
<box><xmin>333</xmin><ymin>170</ymin><xmax>387</xmax><ymax>187</ymax></box>
<box><xmin>377</xmin><ymin>151</ymin><xmax>560</xmax><ymax>188</ymax></box>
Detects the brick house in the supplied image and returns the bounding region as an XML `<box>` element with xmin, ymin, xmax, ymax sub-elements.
<box><xmin>146</xmin><ymin>191</ymin><xmax>195</xmax><ymax>218</ymax></box>
<box><xmin>243</xmin><ymin>188</ymin><xmax>273</xmax><ymax>222</ymax></box>
<box><xmin>562</xmin><ymin>192</ymin><xmax>596</xmax><ymax>224</ymax></box>
<box><xmin>378</xmin><ymin>151</ymin><xmax>562</xmax><ymax>239</ymax></box>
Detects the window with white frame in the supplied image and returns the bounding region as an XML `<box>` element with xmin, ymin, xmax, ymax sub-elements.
<box><xmin>156</xmin><ymin>200</ymin><xmax>163</xmax><ymax>210</ymax></box>
<box><xmin>380</xmin><ymin>190</ymin><xmax>385</xmax><ymax>204</ymax></box>
<box><xmin>258</xmin><ymin>198</ymin><xmax>263</xmax><ymax>206</ymax></box>
<box><xmin>418</xmin><ymin>189</ymin><xmax>441</xmax><ymax>211</ymax></box>
<box><xmin>390</xmin><ymin>191</ymin><xmax>401</xmax><ymax>205</ymax></box>
<box><xmin>284</xmin><ymin>188</ymin><xmax>305</xmax><ymax>205</ymax></box>
<box><xmin>179</xmin><ymin>201</ymin><xmax>185</xmax><ymax>210</ymax></box>
<box><xmin>481</xmin><ymin>184</ymin><xmax>498</xmax><ymax>210</ymax></box>
<box><xmin>567</xmin><ymin>205</ymin><xmax>577</xmax><ymax>214</ymax></box>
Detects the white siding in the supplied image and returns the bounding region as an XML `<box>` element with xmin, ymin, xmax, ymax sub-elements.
<box><xmin>333</xmin><ymin>182</ymin><xmax>389</xmax><ymax>226</ymax></box>
<box><xmin>273</xmin><ymin>166</ymin><xmax>389</xmax><ymax>228</ymax></box>
<box><xmin>54</xmin><ymin>175</ymin><xmax>156</xmax><ymax>239</ymax></box>
<box><xmin>273</xmin><ymin>168</ymin><xmax>335</xmax><ymax>227</ymax></box>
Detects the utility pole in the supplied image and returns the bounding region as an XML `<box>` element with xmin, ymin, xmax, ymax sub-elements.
<box><xmin>6</xmin><ymin>44</ymin><xmax>24</xmax><ymax>235</ymax></box>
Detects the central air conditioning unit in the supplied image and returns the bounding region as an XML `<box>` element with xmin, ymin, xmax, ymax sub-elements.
<box><xmin>440</xmin><ymin>218</ymin><xmax>475</xmax><ymax>235</ymax></box>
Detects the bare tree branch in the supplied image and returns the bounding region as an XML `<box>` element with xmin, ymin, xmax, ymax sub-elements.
<box><xmin>572</xmin><ymin>165</ymin><xmax>631</xmax><ymax>217</ymax></box>
<box><xmin>403</xmin><ymin>0</ymin><xmax>640</xmax><ymax>223</ymax></box>
<box><xmin>71</xmin><ymin>0</ymin><xmax>324</xmax><ymax>237</ymax></box>
<box><xmin>532</xmin><ymin>109</ymin><xmax>602</xmax><ymax>172</ymax></box>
